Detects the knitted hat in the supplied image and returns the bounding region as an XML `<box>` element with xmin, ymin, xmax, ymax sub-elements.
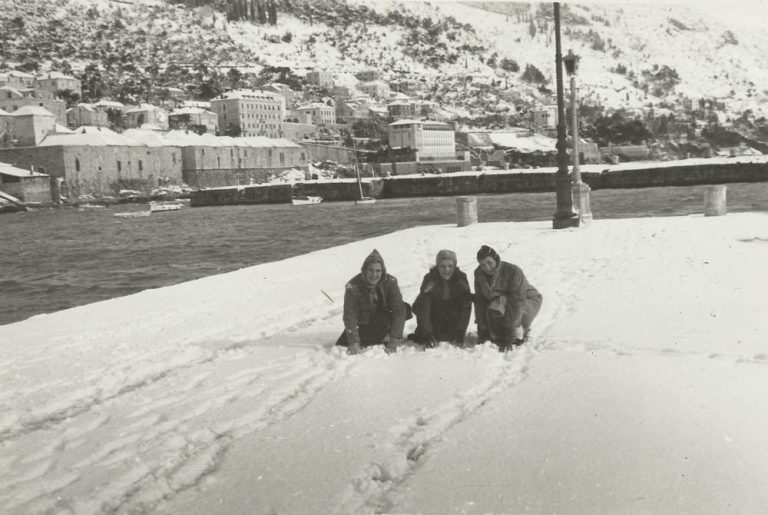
<box><xmin>361</xmin><ymin>249</ymin><xmax>387</xmax><ymax>276</ymax></box>
<box><xmin>476</xmin><ymin>245</ymin><xmax>500</xmax><ymax>265</ymax></box>
<box><xmin>435</xmin><ymin>249</ymin><xmax>457</xmax><ymax>267</ymax></box>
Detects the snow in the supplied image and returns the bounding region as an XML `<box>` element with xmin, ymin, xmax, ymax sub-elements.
<box><xmin>2</xmin><ymin>211</ymin><xmax>768</xmax><ymax>513</ymax></box>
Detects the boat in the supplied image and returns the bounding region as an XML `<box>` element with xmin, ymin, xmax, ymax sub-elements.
<box><xmin>291</xmin><ymin>195</ymin><xmax>323</xmax><ymax>206</ymax></box>
<box><xmin>352</xmin><ymin>137</ymin><xmax>376</xmax><ymax>205</ymax></box>
<box><xmin>149</xmin><ymin>201</ymin><xmax>183</xmax><ymax>212</ymax></box>
<box><xmin>114</xmin><ymin>211</ymin><xmax>151</xmax><ymax>218</ymax></box>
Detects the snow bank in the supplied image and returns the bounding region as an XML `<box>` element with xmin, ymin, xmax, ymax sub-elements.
<box><xmin>2</xmin><ymin>212</ymin><xmax>768</xmax><ymax>514</ymax></box>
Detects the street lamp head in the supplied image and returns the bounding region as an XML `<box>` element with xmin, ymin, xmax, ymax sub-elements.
<box><xmin>564</xmin><ymin>49</ymin><xmax>580</xmax><ymax>76</ymax></box>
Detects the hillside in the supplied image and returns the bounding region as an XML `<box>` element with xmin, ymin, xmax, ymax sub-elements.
<box><xmin>3</xmin><ymin>0</ymin><xmax>768</xmax><ymax>132</ymax></box>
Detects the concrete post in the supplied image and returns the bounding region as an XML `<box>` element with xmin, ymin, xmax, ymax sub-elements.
<box><xmin>457</xmin><ymin>196</ymin><xmax>478</xmax><ymax>227</ymax></box>
<box><xmin>704</xmin><ymin>185</ymin><xmax>727</xmax><ymax>216</ymax></box>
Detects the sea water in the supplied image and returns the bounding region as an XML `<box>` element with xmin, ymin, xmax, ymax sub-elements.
<box><xmin>1</xmin><ymin>183</ymin><xmax>766</xmax><ymax>326</ymax></box>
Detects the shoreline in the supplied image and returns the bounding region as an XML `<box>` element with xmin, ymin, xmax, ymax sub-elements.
<box><xmin>191</xmin><ymin>156</ymin><xmax>768</xmax><ymax>206</ymax></box>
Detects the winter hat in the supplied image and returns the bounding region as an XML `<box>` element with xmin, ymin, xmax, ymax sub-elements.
<box><xmin>361</xmin><ymin>248</ymin><xmax>387</xmax><ymax>276</ymax></box>
<box><xmin>476</xmin><ymin>245</ymin><xmax>500</xmax><ymax>265</ymax></box>
<box><xmin>435</xmin><ymin>249</ymin><xmax>457</xmax><ymax>267</ymax></box>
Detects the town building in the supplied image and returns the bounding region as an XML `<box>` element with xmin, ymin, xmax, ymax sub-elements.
<box><xmin>531</xmin><ymin>105</ymin><xmax>558</xmax><ymax>130</ymax></box>
<box><xmin>0</xmin><ymin>105</ymin><xmax>58</xmax><ymax>147</ymax></box>
<box><xmin>262</xmin><ymin>83</ymin><xmax>296</xmax><ymax>109</ymax></box>
<box><xmin>0</xmin><ymin>161</ymin><xmax>51</xmax><ymax>204</ymax></box>
<box><xmin>359</xmin><ymin>80</ymin><xmax>390</xmax><ymax>99</ymax></box>
<box><xmin>389</xmin><ymin>78</ymin><xmax>421</xmax><ymax>96</ymax></box>
<box><xmin>0</xmin><ymin>86</ymin><xmax>67</xmax><ymax>125</ymax></box>
<box><xmin>387</xmin><ymin>99</ymin><xmax>437</xmax><ymax>121</ymax></box>
<box><xmin>168</xmin><ymin>106</ymin><xmax>218</xmax><ymax>134</ymax></box>
<box><xmin>337</xmin><ymin>98</ymin><xmax>371</xmax><ymax>122</ymax></box>
<box><xmin>67</xmin><ymin>103</ymin><xmax>109</xmax><ymax>129</ymax></box>
<box><xmin>125</xmin><ymin>103</ymin><xmax>169</xmax><ymax>130</ymax></box>
<box><xmin>0</xmin><ymin>127</ymin><xmax>183</xmax><ymax>198</ymax></box>
<box><xmin>92</xmin><ymin>99</ymin><xmax>127</xmax><ymax>129</ymax></box>
<box><xmin>162</xmin><ymin>130</ymin><xmax>309</xmax><ymax>188</ymax></box>
<box><xmin>293</xmin><ymin>102</ymin><xmax>336</xmax><ymax>126</ymax></box>
<box><xmin>306</xmin><ymin>70</ymin><xmax>334</xmax><ymax>89</ymax></box>
<box><xmin>179</xmin><ymin>100</ymin><xmax>212</xmax><ymax>110</ymax></box>
<box><xmin>355</xmin><ymin>70</ymin><xmax>383</xmax><ymax>82</ymax></box>
<box><xmin>388</xmin><ymin>119</ymin><xmax>456</xmax><ymax>161</ymax></box>
<box><xmin>158</xmin><ymin>86</ymin><xmax>188</xmax><ymax>106</ymax></box>
<box><xmin>0</xmin><ymin>70</ymin><xmax>36</xmax><ymax>89</ymax></box>
<box><xmin>36</xmin><ymin>71</ymin><xmax>82</xmax><ymax>97</ymax></box>
<box><xmin>210</xmin><ymin>89</ymin><xmax>285</xmax><ymax>138</ymax></box>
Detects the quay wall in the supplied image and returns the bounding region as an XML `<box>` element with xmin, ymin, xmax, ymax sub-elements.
<box><xmin>190</xmin><ymin>160</ymin><xmax>768</xmax><ymax>206</ymax></box>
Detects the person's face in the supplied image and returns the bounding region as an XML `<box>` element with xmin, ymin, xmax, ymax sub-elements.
<box><xmin>479</xmin><ymin>256</ymin><xmax>498</xmax><ymax>275</ymax></box>
<box><xmin>437</xmin><ymin>259</ymin><xmax>455</xmax><ymax>280</ymax></box>
<box><xmin>364</xmin><ymin>263</ymin><xmax>383</xmax><ymax>285</ymax></box>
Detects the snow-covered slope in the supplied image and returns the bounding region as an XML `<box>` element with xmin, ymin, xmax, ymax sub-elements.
<box><xmin>2</xmin><ymin>212</ymin><xmax>768</xmax><ymax>513</ymax></box>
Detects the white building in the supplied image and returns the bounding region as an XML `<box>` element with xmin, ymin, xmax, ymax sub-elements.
<box><xmin>210</xmin><ymin>89</ymin><xmax>285</xmax><ymax>138</ymax></box>
<box><xmin>388</xmin><ymin>119</ymin><xmax>456</xmax><ymax>161</ymax></box>
<box><xmin>294</xmin><ymin>102</ymin><xmax>336</xmax><ymax>126</ymax></box>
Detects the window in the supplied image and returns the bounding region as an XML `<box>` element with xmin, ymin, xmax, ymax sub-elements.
<box><xmin>75</xmin><ymin>158</ymin><xmax>80</xmax><ymax>172</ymax></box>
<box><xmin>279</xmin><ymin>152</ymin><xmax>285</xmax><ymax>164</ymax></box>
<box><xmin>117</xmin><ymin>160</ymin><xmax>122</xmax><ymax>172</ymax></box>
<box><xmin>138</xmin><ymin>160</ymin><xmax>143</xmax><ymax>171</ymax></box>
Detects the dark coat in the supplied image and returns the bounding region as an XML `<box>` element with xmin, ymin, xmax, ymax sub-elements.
<box><xmin>341</xmin><ymin>250</ymin><xmax>405</xmax><ymax>347</ymax></box>
<box><xmin>413</xmin><ymin>267</ymin><xmax>473</xmax><ymax>341</ymax></box>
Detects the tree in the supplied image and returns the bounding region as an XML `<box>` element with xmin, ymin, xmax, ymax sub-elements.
<box><xmin>81</xmin><ymin>63</ymin><xmax>106</xmax><ymax>102</ymax></box>
<box><xmin>56</xmin><ymin>89</ymin><xmax>81</xmax><ymax>108</ymax></box>
<box><xmin>227</xmin><ymin>67</ymin><xmax>242</xmax><ymax>89</ymax></box>
<box><xmin>521</xmin><ymin>64</ymin><xmax>546</xmax><ymax>84</ymax></box>
<box><xmin>267</xmin><ymin>0</ymin><xmax>277</xmax><ymax>25</ymax></box>
<box><xmin>257</xmin><ymin>0</ymin><xmax>267</xmax><ymax>24</ymax></box>
<box><xmin>499</xmin><ymin>58</ymin><xmax>519</xmax><ymax>73</ymax></box>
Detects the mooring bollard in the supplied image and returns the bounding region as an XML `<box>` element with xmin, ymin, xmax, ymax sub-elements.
<box><xmin>457</xmin><ymin>196</ymin><xmax>478</xmax><ymax>227</ymax></box>
<box><xmin>704</xmin><ymin>185</ymin><xmax>727</xmax><ymax>216</ymax></box>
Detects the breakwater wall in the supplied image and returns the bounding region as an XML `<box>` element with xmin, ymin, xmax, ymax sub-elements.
<box><xmin>190</xmin><ymin>160</ymin><xmax>768</xmax><ymax>207</ymax></box>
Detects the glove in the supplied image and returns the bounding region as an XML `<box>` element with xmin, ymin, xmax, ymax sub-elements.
<box><xmin>347</xmin><ymin>343</ymin><xmax>362</xmax><ymax>355</ymax></box>
<box><xmin>385</xmin><ymin>337</ymin><xmax>401</xmax><ymax>354</ymax></box>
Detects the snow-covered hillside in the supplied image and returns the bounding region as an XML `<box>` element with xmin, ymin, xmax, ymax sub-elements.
<box><xmin>2</xmin><ymin>212</ymin><xmax>768</xmax><ymax>513</ymax></box>
<box><xmin>5</xmin><ymin>0</ymin><xmax>768</xmax><ymax>121</ymax></box>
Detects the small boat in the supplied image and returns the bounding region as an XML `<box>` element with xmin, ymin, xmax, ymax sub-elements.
<box><xmin>114</xmin><ymin>211</ymin><xmax>151</xmax><ymax>218</ymax></box>
<box><xmin>355</xmin><ymin>197</ymin><xmax>376</xmax><ymax>205</ymax></box>
<box><xmin>291</xmin><ymin>195</ymin><xmax>323</xmax><ymax>206</ymax></box>
<box><xmin>149</xmin><ymin>201</ymin><xmax>183</xmax><ymax>212</ymax></box>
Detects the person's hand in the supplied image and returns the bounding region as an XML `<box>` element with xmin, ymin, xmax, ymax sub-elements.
<box><xmin>423</xmin><ymin>334</ymin><xmax>438</xmax><ymax>349</ymax></box>
<box><xmin>347</xmin><ymin>343</ymin><xmax>362</xmax><ymax>355</ymax></box>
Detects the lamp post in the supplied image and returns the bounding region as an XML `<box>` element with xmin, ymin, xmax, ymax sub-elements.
<box><xmin>552</xmin><ymin>2</ymin><xmax>579</xmax><ymax>229</ymax></box>
<box><xmin>564</xmin><ymin>48</ymin><xmax>592</xmax><ymax>223</ymax></box>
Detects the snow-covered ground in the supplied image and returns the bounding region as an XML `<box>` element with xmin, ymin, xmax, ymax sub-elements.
<box><xmin>2</xmin><ymin>211</ymin><xmax>768</xmax><ymax>514</ymax></box>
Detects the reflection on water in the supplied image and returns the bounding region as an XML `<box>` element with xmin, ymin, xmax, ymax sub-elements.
<box><xmin>1</xmin><ymin>183</ymin><xmax>766</xmax><ymax>326</ymax></box>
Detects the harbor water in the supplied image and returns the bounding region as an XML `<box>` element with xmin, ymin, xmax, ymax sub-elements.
<box><xmin>2</xmin><ymin>183</ymin><xmax>767</xmax><ymax>326</ymax></box>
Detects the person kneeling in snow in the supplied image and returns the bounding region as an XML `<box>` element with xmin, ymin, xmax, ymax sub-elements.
<box><xmin>474</xmin><ymin>245</ymin><xmax>543</xmax><ymax>351</ymax></box>
<box><xmin>408</xmin><ymin>250</ymin><xmax>473</xmax><ymax>348</ymax></box>
<box><xmin>336</xmin><ymin>249</ymin><xmax>411</xmax><ymax>354</ymax></box>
